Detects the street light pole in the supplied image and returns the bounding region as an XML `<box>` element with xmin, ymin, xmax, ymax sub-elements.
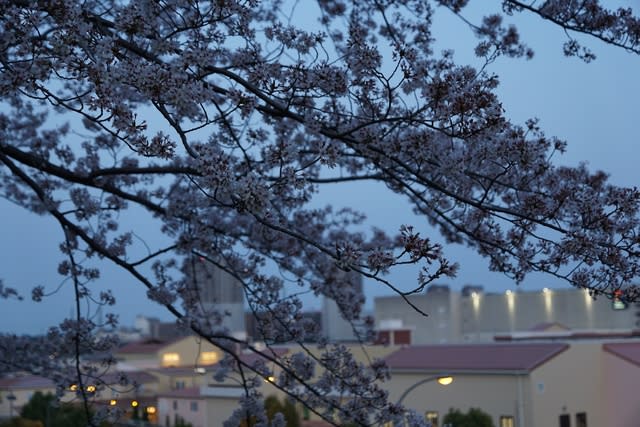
<box><xmin>6</xmin><ymin>392</ymin><xmax>16</xmax><ymax>418</ymax></box>
<box><xmin>396</xmin><ymin>375</ymin><xmax>453</xmax><ymax>427</ymax></box>
<box><xmin>396</xmin><ymin>375</ymin><xmax>453</xmax><ymax>405</ymax></box>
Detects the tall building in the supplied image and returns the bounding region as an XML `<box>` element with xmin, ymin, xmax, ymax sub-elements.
<box><xmin>321</xmin><ymin>271</ymin><xmax>364</xmax><ymax>342</ymax></box>
<box><xmin>184</xmin><ymin>257</ymin><xmax>245</xmax><ymax>338</ymax></box>
<box><xmin>375</xmin><ymin>284</ymin><xmax>640</xmax><ymax>344</ymax></box>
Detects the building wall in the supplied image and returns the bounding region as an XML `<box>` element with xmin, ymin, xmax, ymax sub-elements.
<box><xmin>160</xmin><ymin>337</ymin><xmax>224</xmax><ymax>368</ymax></box>
<box><xmin>204</xmin><ymin>397</ymin><xmax>245</xmax><ymax>427</ymax></box>
<box><xmin>602</xmin><ymin>351</ymin><xmax>640</xmax><ymax>427</ymax></box>
<box><xmin>375</xmin><ymin>288</ymin><xmax>460</xmax><ymax>344</ymax></box>
<box><xmin>376</xmin><ymin>286</ymin><xmax>638</xmax><ymax>344</ymax></box>
<box><xmin>527</xmin><ymin>342</ymin><xmax>604</xmax><ymax>427</ymax></box>
<box><xmin>159</xmin><ymin>396</ymin><xmax>207</xmax><ymax>427</ymax></box>
<box><xmin>462</xmin><ymin>289</ymin><xmax>635</xmax><ymax>335</ymax></box>
<box><xmin>185</xmin><ymin>258</ymin><xmax>245</xmax><ymax>335</ymax></box>
<box><xmin>386</xmin><ymin>372</ymin><xmax>523</xmax><ymax>427</ymax></box>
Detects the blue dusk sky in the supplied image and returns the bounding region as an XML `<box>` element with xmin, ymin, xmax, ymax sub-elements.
<box><xmin>1</xmin><ymin>2</ymin><xmax>639</xmax><ymax>334</ymax></box>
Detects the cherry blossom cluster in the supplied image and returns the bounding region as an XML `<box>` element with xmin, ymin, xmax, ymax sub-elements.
<box><xmin>1</xmin><ymin>0</ymin><xmax>640</xmax><ymax>425</ymax></box>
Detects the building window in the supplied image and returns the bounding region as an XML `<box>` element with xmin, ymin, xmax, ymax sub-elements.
<box><xmin>425</xmin><ymin>411</ymin><xmax>438</xmax><ymax>427</ymax></box>
<box><xmin>172</xmin><ymin>400</ymin><xmax>177</xmax><ymax>410</ymax></box>
<box><xmin>190</xmin><ymin>401</ymin><xmax>198</xmax><ymax>412</ymax></box>
<box><xmin>199</xmin><ymin>351</ymin><xmax>219</xmax><ymax>365</ymax></box>
<box><xmin>559</xmin><ymin>414</ymin><xmax>570</xmax><ymax>427</ymax></box>
<box><xmin>162</xmin><ymin>352</ymin><xmax>180</xmax><ymax>367</ymax></box>
<box><xmin>576</xmin><ymin>412</ymin><xmax>587</xmax><ymax>427</ymax></box>
<box><xmin>500</xmin><ymin>416</ymin><xmax>515</xmax><ymax>427</ymax></box>
<box><xmin>175</xmin><ymin>380</ymin><xmax>186</xmax><ymax>390</ymax></box>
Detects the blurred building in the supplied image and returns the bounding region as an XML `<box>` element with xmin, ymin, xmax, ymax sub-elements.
<box><xmin>321</xmin><ymin>271</ymin><xmax>364</xmax><ymax>342</ymax></box>
<box><xmin>383</xmin><ymin>338</ymin><xmax>640</xmax><ymax>427</ymax></box>
<box><xmin>184</xmin><ymin>257</ymin><xmax>245</xmax><ymax>338</ymax></box>
<box><xmin>375</xmin><ymin>284</ymin><xmax>640</xmax><ymax>344</ymax></box>
<box><xmin>245</xmin><ymin>310</ymin><xmax>322</xmax><ymax>343</ymax></box>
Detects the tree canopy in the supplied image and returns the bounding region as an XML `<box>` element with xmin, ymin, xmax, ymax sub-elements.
<box><xmin>1</xmin><ymin>0</ymin><xmax>640</xmax><ymax>426</ymax></box>
<box><xmin>442</xmin><ymin>407</ymin><xmax>495</xmax><ymax>427</ymax></box>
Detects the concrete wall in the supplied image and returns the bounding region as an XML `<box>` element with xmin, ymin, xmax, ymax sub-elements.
<box><xmin>375</xmin><ymin>289</ymin><xmax>460</xmax><ymax>344</ymax></box>
<box><xmin>376</xmin><ymin>287</ymin><xmax>639</xmax><ymax>344</ymax></box>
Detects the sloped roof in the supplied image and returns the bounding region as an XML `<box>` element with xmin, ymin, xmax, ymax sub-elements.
<box><xmin>529</xmin><ymin>322</ymin><xmax>570</xmax><ymax>331</ymax></box>
<box><xmin>385</xmin><ymin>343</ymin><xmax>569</xmax><ymax>373</ymax></box>
<box><xmin>158</xmin><ymin>386</ymin><xmax>202</xmax><ymax>398</ymax></box>
<box><xmin>0</xmin><ymin>370</ymin><xmax>156</xmax><ymax>390</ymax></box>
<box><xmin>603</xmin><ymin>342</ymin><xmax>640</xmax><ymax>367</ymax></box>
<box><xmin>239</xmin><ymin>347</ymin><xmax>289</xmax><ymax>367</ymax></box>
<box><xmin>117</xmin><ymin>337</ymin><xmax>185</xmax><ymax>354</ymax></box>
<box><xmin>99</xmin><ymin>370</ymin><xmax>158</xmax><ymax>385</ymax></box>
<box><xmin>0</xmin><ymin>375</ymin><xmax>55</xmax><ymax>389</ymax></box>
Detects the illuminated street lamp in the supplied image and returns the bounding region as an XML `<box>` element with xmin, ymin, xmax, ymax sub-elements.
<box><xmin>397</xmin><ymin>375</ymin><xmax>454</xmax><ymax>426</ymax></box>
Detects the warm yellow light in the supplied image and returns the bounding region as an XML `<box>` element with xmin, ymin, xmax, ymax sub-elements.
<box><xmin>542</xmin><ymin>287</ymin><xmax>550</xmax><ymax>293</ymax></box>
<box><xmin>162</xmin><ymin>352</ymin><xmax>181</xmax><ymax>367</ymax></box>
<box><xmin>69</xmin><ymin>384</ymin><xmax>78</xmax><ymax>391</ymax></box>
<box><xmin>109</xmin><ymin>400</ymin><xmax>117</xmax><ymax>406</ymax></box>
<box><xmin>437</xmin><ymin>376</ymin><xmax>454</xmax><ymax>386</ymax></box>
<box><xmin>131</xmin><ymin>400</ymin><xmax>139</xmax><ymax>407</ymax></box>
<box><xmin>199</xmin><ymin>351</ymin><xmax>219</xmax><ymax>365</ymax></box>
<box><xmin>264</xmin><ymin>376</ymin><xmax>276</xmax><ymax>383</ymax></box>
<box><xmin>86</xmin><ymin>385</ymin><xmax>96</xmax><ymax>393</ymax></box>
<box><xmin>146</xmin><ymin>406</ymin><xmax>157</xmax><ymax>414</ymax></box>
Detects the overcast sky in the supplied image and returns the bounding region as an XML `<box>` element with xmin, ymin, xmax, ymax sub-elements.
<box><xmin>2</xmin><ymin>2</ymin><xmax>639</xmax><ymax>334</ymax></box>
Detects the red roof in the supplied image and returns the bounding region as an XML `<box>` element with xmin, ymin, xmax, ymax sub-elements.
<box><xmin>239</xmin><ymin>347</ymin><xmax>289</xmax><ymax>367</ymax></box>
<box><xmin>603</xmin><ymin>342</ymin><xmax>640</xmax><ymax>367</ymax></box>
<box><xmin>385</xmin><ymin>343</ymin><xmax>568</xmax><ymax>373</ymax></box>
<box><xmin>158</xmin><ymin>386</ymin><xmax>202</xmax><ymax>399</ymax></box>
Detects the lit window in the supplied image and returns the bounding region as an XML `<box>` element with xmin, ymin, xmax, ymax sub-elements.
<box><xmin>500</xmin><ymin>416</ymin><xmax>515</xmax><ymax>427</ymax></box>
<box><xmin>425</xmin><ymin>411</ymin><xmax>438</xmax><ymax>427</ymax></box>
<box><xmin>190</xmin><ymin>401</ymin><xmax>198</xmax><ymax>412</ymax></box>
<box><xmin>162</xmin><ymin>352</ymin><xmax>181</xmax><ymax>367</ymax></box>
<box><xmin>199</xmin><ymin>351</ymin><xmax>219</xmax><ymax>365</ymax></box>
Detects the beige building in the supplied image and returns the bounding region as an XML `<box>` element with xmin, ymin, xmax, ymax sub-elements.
<box><xmin>5</xmin><ymin>334</ymin><xmax>640</xmax><ymax>427</ymax></box>
<box><xmin>0</xmin><ymin>375</ymin><xmax>55</xmax><ymax>419</ymax></box>
<box><xmin>0</xmin><ymin>370</ymin><xmax>158</xmax><ymax>422</ymax></box>
<box><xmin>375</xmin><ymin>285</ymin><xmax>639</xmax><ymax>344</ymax></box>
<box><xmin>115</xmin><ymin>335</ymin><xmax>225</xmax><ymax>370</ymax></box>
<box><xmin>383</xmin><ymin>339</ymin><xmax>640</xmax><ymax>427</ymax></box>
